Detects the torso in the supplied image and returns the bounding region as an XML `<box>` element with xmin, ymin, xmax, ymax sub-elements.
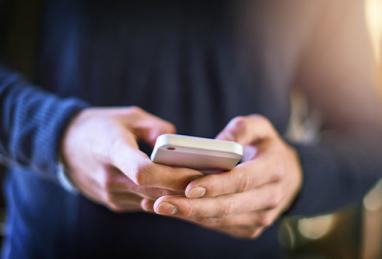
<box><xmin>8</xmin><ymin>0</ymin><xmax>322</xmax><ymax>257</ymax></box>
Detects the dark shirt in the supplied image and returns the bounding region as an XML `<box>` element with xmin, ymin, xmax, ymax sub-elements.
<box><xmin>1</xmin><ymin>0</ymin><xmax>381</xmax><ymax>258</ymax></box>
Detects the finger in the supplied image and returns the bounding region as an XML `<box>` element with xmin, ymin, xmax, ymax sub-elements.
<box><xmin>198</xmin><ymin>213</ymin><xmax>260</xmax><ymax>229</ymax></box>
<box><xmin>141</xmin><ymin>198</ymin><xmax>155</xmax><ymax>213</ymax></box>
<box><xmin>174</xmin><ymin>215</ymin><xmax>264</xmax><ymax>239</ymax></box>
<box><xmin>198</xmin><ymin>211</ymin><xmax>278</xmax><ymax>231</ymax></box>
<box><xmin>154</xmin><ymin>186</ymin><xmax>282</xmax><ymax>218</ymax></box>
<box><xmin>105</xmin><ymin>191</ymin><xmax>143</xmax><ymax>204</ymax></box>
<box><xmin>213</xmin><ymin>226</ymin><xmax>264</xmax><ymax>239</ymax></box>
<box><xmin>112</xmin><ymin>200</ymin><xmax>142</xmax><ymax>210</ymax></box>
<box><xmin>104</xmin><ymin>167</ymin><xmax>178</xmax><ymax>198</ymax></box>
<box><xmin>242</xmin><ymin>146</ymin><xmax>258</xmax><ymax>162</ymax></box>
<box><xmin>154</xmin><ymin>206</ymin><xmax>271</xmax><ymax>239</ymax></box>
<box><xmin>108</xmin><ymin>202</ymin><xmax>142</xmax><ymax>213</ymax></box>
<box><xmin>94</xmin><ymin>166</ymin><xmax>172</xmax><ymax>200</ymax></box>
<box><xmin>185</xmin><ymin>159</ymin><xmax>283</xmax><ymax>198</ymax></box>
<box><xmin>104</xmin><ymin>192</ymin><xmax>143</xmax><ymax>212</ymax></box>
<box><xmin>123</xmin><ymin>107</ymin><xmax>176</xmax><ymax>146</ymax></box>
<box><xmin>197</xmin><ymin>215</ymin><xmax>266</xmax><ymax>239</ymax></box>
<box><xmin>110</xmin><ymin>145</ymin><xmax>203</xmax><ymax>191</ymax></box>
<box><xmin>216</xmin><ymin>115</ymin><xmax>276</xmax><ymax>145</ymax></box>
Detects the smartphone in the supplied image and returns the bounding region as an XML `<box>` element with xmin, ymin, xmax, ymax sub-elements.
<box><xmin>150</xmin><ymin>134</ymin><xmax>243</xmax><ymax>172</ymax></box>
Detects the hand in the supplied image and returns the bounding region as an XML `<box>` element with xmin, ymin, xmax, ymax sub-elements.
<box><xmin>149</xmin><ymin>115</ymin><xmax>302</xmax><ymax>238</ymax></box>
<box><xmin>62</xmin><ymin>107</ymin><xmax>202</xmax><ymax>212</ymax></box>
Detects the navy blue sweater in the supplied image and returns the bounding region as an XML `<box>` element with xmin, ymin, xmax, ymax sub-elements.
<box><xmin>1</xmin><ymin>0</ymin><xmax>382</xmax><ymax>258</ymax></box>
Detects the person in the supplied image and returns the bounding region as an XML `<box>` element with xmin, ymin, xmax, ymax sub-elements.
<box><xmin>1</xmin><ymin>0</ymin><xmax>381</xmax><ymax>258</ymax></box>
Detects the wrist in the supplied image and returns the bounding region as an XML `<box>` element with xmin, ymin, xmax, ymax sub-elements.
<box><xmin>57</xmin><ymin>159</ymin><xmax>79</xmax><ymax>194</ymax></box>
<box><xmin>58</xmin><ymin>108</ymin><xmax>89</xmax><ymax>194</ymax></box>
<box><xmin>60</xmin><ymin>108</ymin><xmax>89</xmax><ymax>170</ymax></box>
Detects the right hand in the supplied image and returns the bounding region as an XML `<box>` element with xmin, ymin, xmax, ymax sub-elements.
<box><xmin>61</xmin><ymin>106</ymin><xmax>202</xmax><ymax>212</ymax></box>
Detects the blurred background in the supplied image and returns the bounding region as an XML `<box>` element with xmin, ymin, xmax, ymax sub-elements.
<box><xmin>367</xmin><ymin>0</ymin><xmax>382</xmax><ymax>94</ymax></box>
<box><xmin>282</xmin><ymin>0</ymin><xmax>382</xmax><ymax>258</ymax></box>
<box><xmin>0</xmin><ymin>0</ymin><xmax>381</xmax><ymax>258</ymax></box>
<box><xmin>287</xmin><ymin>0</ymin><xmax>382</xmax><ymax>144</ymax></box>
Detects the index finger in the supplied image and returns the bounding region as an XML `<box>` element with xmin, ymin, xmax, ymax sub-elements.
<box><xmin>111</xmin><ymin>144</ymin><xmax>203</xmax><ymax>191</ymax></box>
<box><xmin>185</xmin><ymin>159</ymin><xmax>283</xmax><ymax>198</ymax></box>
<box><xmin>216</xmin><ymin>115</ymin><xmax>277</xmax><ymax>145</ymax></box>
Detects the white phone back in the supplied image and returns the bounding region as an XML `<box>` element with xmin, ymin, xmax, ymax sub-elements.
<box><xmin>150</xmin><ymin>134</ymin><xmax>243</xmax><ymax>172</ymax></box>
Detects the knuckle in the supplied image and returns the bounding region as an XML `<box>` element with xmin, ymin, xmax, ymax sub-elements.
<box><xmin>268</xmin><ymin>196</ymin><xmax>280</xmax><ymax>209</ymax></box>
<box><xmin>266</xmin><ymin>189</ymin><xmax>283</xmax><ymax>209</ymax></box>
<box><xmin>101</xmin><ymin>174</ymin><xmax>115</xmax><ymax>192</ymax></box>
<box><xmin>221</xmin><ymin>199</ymin><xmax>234</xmax><ymax>216</ymax></box>
<box><xmin>104</xmin><ymin>193</ymin><xmax>129</xmax><ymax>213</ymax></box>
<box><xmin>231</xmin><ymin>116</ymin><xmax>246</xmax><ymax>124</ymax></box>
<box><xmin>134</xmin><ymin>163</ymin><xmax>152</xmax><ymax>186</ymax></box>
<box><xmin>258</xmin><ymin>214</ymin><xmax>274</xmax><ymax>227</ymax></box>
<box><xmin>198</xmin><ymin>175</ymin><xmax>218</xmax><ymax>195</ymax></box>
<box><xmin>128</xmin><ymin>106</ymin><xmax>143</xmax><ymax>115</ymax></box>
<box><xmin>236</xmin><ymin>173</ymin><xmax>252</xmax><ymax>193</ymax></box>
<box><xmin>273</xmin><ymin>168</ymin><xmax>285</xmax><ymax>181</ymax></box>
<box><xmin>134</xmin><ymin>170</ymin><xmax>147</xmax><ymax>186</ymax></box>
<box><xmin>275</xmin><ymin>195</ymin><xmax>283</xmax><ymax>207</ymax></box>
<box><xmin>150</xmin><ymin>188</ymin><xmax>172</xmax><ymax>199</ymax></box>
<box><xmin>249</xmin><ymin>228</ymin><xmax>263</xmax><ymax>239</ymax></box>
<box><xmin>230</xmin><ymin>116</ymin><xmax>247</xmax><ymax>131</ymax></box>
<box><xmin>108</xmin><ymin>204</ymin><xmax>125</xmax><ymax>213</ymax></box>
<box><xmin>104</xmin><ymin>193</ymin><xmax>117</xmax><ymax>208</ymax></box>
<box><xmin>250</xmin><ymin>114</ymin><xmax>275</xmax><ymax>131</ymax></box>
<box><xmin>250</xmin><ymin>114</ymin><xmax>268</xmax><ymax>125</ymax></box>
<box><xmin>269</xmin><ymin>161</ymin><xmax>283</xmax><ymax>181</ymax></box>
<box><xmin>200</xmin><ymin>217</ymin><xmax>222</xmax><ymax>227</ymax></box>
<box><xmin>165</xmin><ymin>122</ymin><xmax>176</xmax><ymax>133</ymax></box>
<box><xmin>97</xmin><ymin>168</ymin><xmax>114</xmax><ymax>191</ymax></box>
<box><xmin>182</xmin><ymin>200</ymin><xmax>195</xmax><ymax>218</ymax></box>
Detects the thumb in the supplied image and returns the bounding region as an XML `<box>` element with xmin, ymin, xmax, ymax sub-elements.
<box><xmin>216</xmin><ymin>115</ymin><xmax>276</xmax><ymax>145</ymax></box>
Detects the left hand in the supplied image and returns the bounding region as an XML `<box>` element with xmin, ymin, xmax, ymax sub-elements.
<box><xmin>143</xmin><ymin>115</ymin><xmax>303</xmax><ymax>239</ymax></box>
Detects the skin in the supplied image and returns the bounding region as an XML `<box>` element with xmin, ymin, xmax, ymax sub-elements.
<box><xmin>61</xmin><ymin>0</ymin><xmax>382</xmax><ymax>240</ymax></box>
<box><xmin>63</xmin><ymin>108</ymin><xmax>303</xmax><ymax>239</ymax></box>
<box><xmin>144</xmin><ymin>115</ymin><xmax>302</xmax><ymax>239</ymax></box>
<box><xmin>61</xmin><ymin>106</ymin><xmax>202</xmax><ymax>212</ymax></box>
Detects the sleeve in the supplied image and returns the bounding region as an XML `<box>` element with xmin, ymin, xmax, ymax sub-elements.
<box><xmin>285</xmin><ymin>0</ymin><xmax>382</xmax><ymax>216</ymax></box>
<box><xmin>0</xmin><ymin>0</ymin><xmax>89</xmax><ymax>186</ymax></box>
<box><xmin>0</xmin><ymin>66</ymin><xmax>89</xmax><ymax>180</ymax></box>
<box><xmin>287</xmin><ymin>136</ymin><xmax>382</xmax><ymax>216</ymax></box>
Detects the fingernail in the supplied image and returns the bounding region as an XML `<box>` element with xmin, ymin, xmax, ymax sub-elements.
<box><xmin>187</xmin><ymin>187</ymin><xmax>206</xmax><ymax>199</ymax></box>
<box><xmin>157</xmin><ymin>202</ymin><xmax>177</xmax><ymax>215</ymax></box>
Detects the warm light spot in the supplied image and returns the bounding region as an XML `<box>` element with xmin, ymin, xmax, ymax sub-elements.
<box><xmin>298</xmin><ymin>215</ymin><xmax>334</xmax><ymax>240</ymax></box>
<box><xmin>363</xmin><ymin>179</ymin><xmax>382</xmax><ymax>212</ymax></box>
<box><xmin>366</xmin><ymin>0</ymin><xmax>382</xmax><ymax>65</ymax></box>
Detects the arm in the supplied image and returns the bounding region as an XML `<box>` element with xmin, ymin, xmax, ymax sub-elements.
<box><xmin>0</xmin><ymin>0</ymin><xmax>87</xmax><ymax>179</ymax></box>
<box><xmin>0</xmin><ymin>66</ymin><xmax>88</xmax><ymax>179</ymax></box>
<box><xmin>0</xmin><ymin>1</ymin><xmax>203</xmax><ymax>213</ymax></box>
<box><xmin>148</xmin><ymin>0</ymin><xmax>382</xmax><ymax>239</ymax></box>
